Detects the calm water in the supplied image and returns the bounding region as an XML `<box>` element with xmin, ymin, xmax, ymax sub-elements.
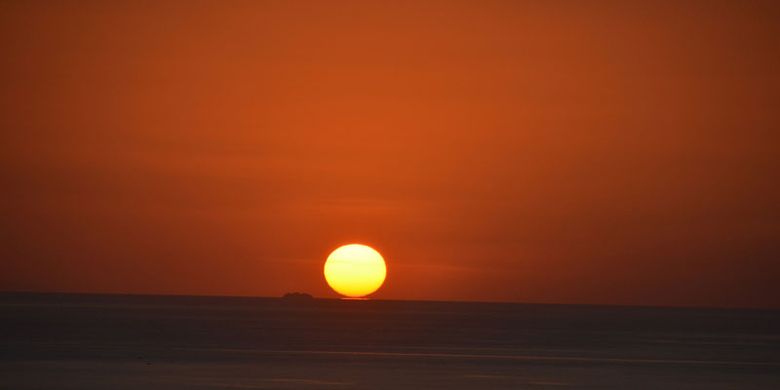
<box><xmin>1</xmin><ymin>293</ymin><xmax>779</xmax><ymax>389</ymax></box>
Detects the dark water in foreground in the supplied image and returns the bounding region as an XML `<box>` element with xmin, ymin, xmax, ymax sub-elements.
<box><xmin>1</xmin><ymin>293</ymin><xmax>779</xmax><ymax>389</ymax></box>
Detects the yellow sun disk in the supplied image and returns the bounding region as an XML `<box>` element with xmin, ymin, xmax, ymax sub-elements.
<box><xmin>324</xmin><ymin>244</ymin><xmax>386</xmax><ymax>298</ymax></box>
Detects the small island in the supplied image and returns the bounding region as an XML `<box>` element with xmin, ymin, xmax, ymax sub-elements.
<box><xmin>281</xmin><ymin>292</ymin><xmax>314</xmax><ymax>302</ymax></box>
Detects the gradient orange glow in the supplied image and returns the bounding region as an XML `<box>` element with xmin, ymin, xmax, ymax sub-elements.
<box><xmin>1</xmin><ymin>1</ymin><xmax>779</xmax><ymax>308</ymax></box>
<box><xmin>324</xmin><ymin>244</ymin><xmax>386</xmax><ymax>298</ymax></box>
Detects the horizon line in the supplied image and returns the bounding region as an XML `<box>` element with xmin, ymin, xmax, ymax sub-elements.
<box><xmin>1</xmin><ymin>289</ymin><xmax>777</xmax><ymax>312</ymax></box>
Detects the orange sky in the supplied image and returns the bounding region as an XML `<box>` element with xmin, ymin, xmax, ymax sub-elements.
<box><xmin>2</xmin><ymin>1</ymin><xmax>779</xmax><ymax>308</ymax></box>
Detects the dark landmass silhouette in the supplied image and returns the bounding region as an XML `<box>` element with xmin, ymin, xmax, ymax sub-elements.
<box><xmin>281</xmin><ymin>292</ymin><xmax>314</xmax><ymax>302</ymax></box>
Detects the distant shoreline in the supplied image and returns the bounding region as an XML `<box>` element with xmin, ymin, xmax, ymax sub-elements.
<box><xmin>0</xmin><ymin>290</ymin><xmax>777</xmax><ymax>312</ymax></box>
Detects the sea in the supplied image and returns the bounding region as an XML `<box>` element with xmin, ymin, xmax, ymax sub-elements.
<box><xmin>1</xmin><ymin>293</ymin><xmax>778</xmax><ymax>389</ymax></box>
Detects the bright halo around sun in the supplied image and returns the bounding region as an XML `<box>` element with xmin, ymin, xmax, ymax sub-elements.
<box><xmin>324</xmin><ymin>244</ymin><xmax>387</xmax><ymax>298</ymax></box>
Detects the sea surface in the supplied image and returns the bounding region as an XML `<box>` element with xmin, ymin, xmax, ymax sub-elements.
<box><xmin>1</xmin><ymin>293</ymin><xmax>779</xmax><ymax>389</ymax></box>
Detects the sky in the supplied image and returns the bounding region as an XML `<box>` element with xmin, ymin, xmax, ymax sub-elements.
<box><xmin>1</xmin><ymin>1</ymin><xmax>779</xmax><ymax>308</ymax></box>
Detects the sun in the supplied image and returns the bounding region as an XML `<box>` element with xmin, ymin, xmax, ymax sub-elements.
<box><xmin>324</xmin><ymin>244</ymin><xmax>387</xmax><ymax>298</ymax></box>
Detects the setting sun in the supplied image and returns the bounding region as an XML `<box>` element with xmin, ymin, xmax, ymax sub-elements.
<box><xmin>324</xmin><ymin>244</ymin><xmax>387</xmax><ymax>298</ymax></box>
